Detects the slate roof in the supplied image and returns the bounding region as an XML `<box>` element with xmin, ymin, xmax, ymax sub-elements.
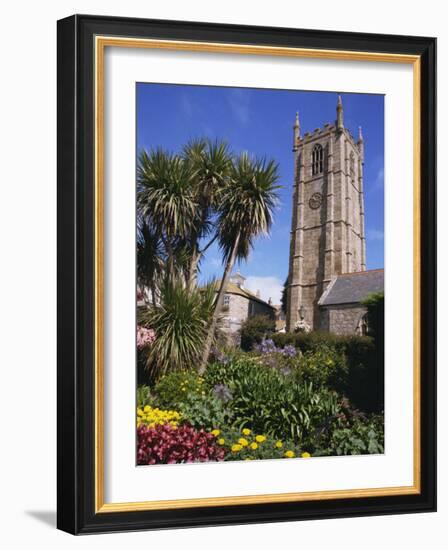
<box><xmin>318</xmin><ymin>269</ymin><xmax>384</xmax><ymax>307</ymax></box>
<box><xmin>211</xmin><ymin>280</ymin><xmax>276</xmax><ymax>309</ymax></box>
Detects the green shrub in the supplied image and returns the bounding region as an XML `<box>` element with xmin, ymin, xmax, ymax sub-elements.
<box><xmin>315</xmin><ymin>414</ymin><xmax>384</xmax><ymax>456</ymax></box>
<box><xmin>272</xmin><ymin>331</ymin><xmax>383</xmax><ymax>413</ymax></box>
<box><xmin>177</xmin><ymin>394</ymin><xmax>230</xmax><ymax>431</ymax></box>
<box><xmin>205</xmin><ymin>357</ymin><xmax>341</xmax><ymax>449</ymax></box>
<box><xmin>153</xmin><ymin>371</ymin><xmax>205</xmax><ymax>409</ymax></box>
<box><xmin>136</xmin><ymin>385</ymin><xmax>155</xmax><ymax>408</ymax></box>
<box><xmin>140</xmin><ymin>280</ymin><xmax>216</xmax><ymax>379</ymax></box>
<box><xmin>295</xmin><ymin>345</ymin><xmax>348</xmax><ymax>392</ymax></box>
<box><xmin>239</xmin><ymin>314</ymin><xmax>275</xmax><ymax>352</ymax></box>
<box><xmin>362</xmin><ymin>292</ymin><xmax>384</xmax><ymax>340</ymax></box>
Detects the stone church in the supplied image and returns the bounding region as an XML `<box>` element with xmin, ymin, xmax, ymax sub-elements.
<box><xmin>286</xmin><ymin>95</ymin><xmax>384</xmax><ymax>335</ymax></box>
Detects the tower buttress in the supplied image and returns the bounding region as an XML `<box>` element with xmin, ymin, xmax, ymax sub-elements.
<box><xmin>293</xmin><ymin>111</ymin><xmax>300</xmax><ymax>151</ymax></box>
<box><xmin>336</xmin><ymin>94</ymin><xmax>344</xmax><ymax>131</ymax></box>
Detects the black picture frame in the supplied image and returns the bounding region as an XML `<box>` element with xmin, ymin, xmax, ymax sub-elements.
<box><xmin>57</xmin><ymin>14</ymin><xmax>436</xmax><ymax>534</ymax></box>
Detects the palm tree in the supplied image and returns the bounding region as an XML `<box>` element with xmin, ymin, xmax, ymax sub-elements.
<box><xmin>182</xmin><ymin>139</ymin><xmax>232</xmax><ymax>289</ymax></box>
<box><xmin>136</xmin><ymin>218</ymin><xmax>164</xmax><ymax>306</ymax></box>
<box><xmin>137</xmin><ymin>148</ymin><xmax>197</xmax><ymax>278</ymax></box>
<box><xmin>137</xmin><ymin>141</ymin><xmax>232</xmax><ymax>291</ymax></box>
<box><xmin>199</xmin><ymin>153</ymin><xmax>281</xmax><ymax>372</ymax></box>
<box><xmin>140</xmin><ymin>279</ymin><xmax>217</xmax><ymax>378</ymax></box>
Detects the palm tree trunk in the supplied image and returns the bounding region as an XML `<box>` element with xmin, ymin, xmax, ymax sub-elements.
<box><xmin>150</xmin><ymin>283</ymin><xmax>157</xmax><ymax>308</ymax></box>
<box><xmin>187</xmin><ymin>249</ymin><xmax>201</xmax><ymax>292</ymax></box>
<box><xmin>198</xmin><ymin>233</ymin><xmax>240</xmax><ymax>374</ymax></box>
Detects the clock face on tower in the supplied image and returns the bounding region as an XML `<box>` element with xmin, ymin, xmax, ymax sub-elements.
<box><xmin>309</xmin><ymin>192</ymin><xmax>323</xmax><ymax>210</ymax></box>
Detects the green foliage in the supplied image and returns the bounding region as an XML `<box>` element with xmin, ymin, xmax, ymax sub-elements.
<box><xmin>216</xmin><ymin>427</ymin><xmax>304</xmax><ymax>461</ymax></box>
<box><xmin>315</xmin><ymin>415</ymin><xmax>384</xmax><ymax>456</ymax></box>
<box><xmin>205</xmin><ymin>357</ymin><xmax>341</xmax><ymax>448</ymax></box>
<box><xmin>272</xmin><ymin>331</ymin><xmax>383</xmax><ymax>413</ymax></box>
<box><xmin>217</xmin><ymin>153</ymin><xmax>281</xmax><ymax>265</ymax></box>
<box><xmin>136</xmin><ymin>385</ymin><xmax>155</xmax><ymax>408</ymax></box>
<box><xmin>362</xmin><ymin>291</ymin><xmax>384</xmax><ymax>340</ymax></box>
<box><xmin>140</xmin><ymin>280</ymin><xmax>216</xmax><ymax>379</ymax></box>
<box><xmin>153</xmin><ymin>370</ymin><xmax>229</xmax><ymax>430</ymax></box>
<box><xmin>145</xmin><ymin>352</ymin><xmax>384</xmax><ymax>459</ymax></box>
<box><xmin>153</xmin><ymin>371</ymin><xmax>205</xmax><ymax>408</ymax></box>
<box><xmin>239</xmin><ymin>315</ymin><xmax>276</xmax><ymax>352</ymax></box>
<box><xmin>178</xmin><ymin>394</ymin><xmax>229</xmax><ymax>432</ymax></box>
<box><xmin>295</xmin><ymin>345</ymin><xmax>348</xmax><ymax>392</ymax></box>
<box><xmin>271</xmin><ymin>331</ymin><xmax>367</xmax><ymax>354</ymax></box>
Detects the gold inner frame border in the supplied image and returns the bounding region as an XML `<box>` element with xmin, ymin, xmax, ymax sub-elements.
<box><xmin>94</xmin><ymin>36</ymin><xmax>421</xmax><ymax>513</ymax></box>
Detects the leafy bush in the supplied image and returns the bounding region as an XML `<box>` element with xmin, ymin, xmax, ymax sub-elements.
<box><xmin>295</xmin><ymin>345</ymin><xmax>348</xmax><ymax>392</ymax></box>
<box><xmin>272</xmin><ymin>331</ymin><xmax>367</xmax><ymax>354</ymax></box>
<box><xmin>136</xmin><ymin>385</ymin><xmax>155</xmax><ymax>408</ymax></box>
<box><xmin>362</xmin><ymin>292</ymin><xmax>384</xmax><ymax>340</ymax></box>
<box><xmin>154</xmin><ymin>370</ymin><xmax>231</xmax><ymax>430</ymax></box>
<box><xmin>137</xmin><ymin>424</ymin><xmax>225</xmax><ymax>464</ymax></box>
<box><xmin>239</xmin><ymin>314</ymin><xmax>275</xmax><ymax>351</ymax></box>
<box><xmin>139</xmin><ymin>280</ymin><xmax>216</xmax><ymax>379</ymax></box>
<box><xmin>272</xmin><ymin>331</ymin><xmax>382</xmax><ymax>413</ymax></box>
<box><xmin>177</xmin><ymin>394</ymin><xmax>230</xmax><ymax>431</ymax></box>
<box><xmin>315</xmin><ymin>414</ymin><xmax>384</xmax><ymax>456</ymax></box>
<box><xmin>205</xmin><ymin>357</ymin><xmax>341</xmax><ymax>448</ymax></box>
<box><xmin>154</xmin><ymin>371</ymin><xmax>205</xmax><ymax>409</ymax></box>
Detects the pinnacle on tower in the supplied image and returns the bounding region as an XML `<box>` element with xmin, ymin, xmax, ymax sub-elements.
<box><xmin>358</xmin><ymin>125</ymin><xmax>364</xmax><ymax>142</ymax></box>
<box><xmin>336</xmin><ymin>94</ymin><xmax>344</xmax><ymax>131</ymax></box>
<box><xmin>357</xmin><ymin>126</ymin><xmax>364</xmax><ymax>161</ymax></box>
<box><xmin>292</xmin><ymin>111</ymin><xmax>300</xmax><ymax>151</ymax></box>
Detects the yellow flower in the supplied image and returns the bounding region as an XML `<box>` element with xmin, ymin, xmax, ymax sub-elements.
<box><xmin>301</xmin><ymin>452</ymin><xmax>311</xmax><ymax>458</ymax></box>
<box><xmin>275</xmin><ymin>441</ymin><xmax>283</xmax><ymax>448</ymax></box>
<box><xmin>143</xmin><ymin>405</ymin><xmax>151</xmax><ymax>413</ymax></box>
<box><xmin>238</xmin><ymin>438</ymin><xmax>249</xmax><ymax>447</ymax></box>
<box><xmin>250</xmin><ymin>442</ymin><xmax>258</xmax><ymax>450</ymax></box>
<box><xmin>255</xmin><ymin>435</ymin><xmax>266</xmax><ymax>443</ymax></box>
<box><xmin>244</xmin><ymin>458</ymin><xmax>253</xmax><ymax>461</ymax></box>
<box><xmin>231</xmin><ymin>444</ymin><xmax>242</xmax><ymax>452</ymax></box>
<box><xmin>242</xmin><ymin>428</ymin><xmax>251</xmax><ymax>436</ymax></box>
<box><xmin>284</xmin><ymin>450</ymin><xmax>295</xmax><ymax>458</ymax></box>
<box><xmin>137</xmin><ymin>409</ymin><xmax>144</xmax><ymax>417</ymax></box>
<box><xmin>217</xmin><ymin>438</ymin><xmax>225</xmax><ymax>445</ymax></box>
<box><xmin>211</xmin><ymin>429</ymin><xmax>220</xmax><ymax>437</ymax></box>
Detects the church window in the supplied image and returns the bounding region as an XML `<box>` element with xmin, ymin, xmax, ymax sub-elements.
<box><xmin>312</xmin><ymin>144</ymin><xmax>323</xmax><ymax>175</ymax></box>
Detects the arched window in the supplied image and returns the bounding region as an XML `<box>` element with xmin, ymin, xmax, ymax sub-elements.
<box><xmin>350</xmin><ymin>151</ymin><xmax>355</xmax><ymax>182</ymax></box>
<box><xmin>312</xmin><ymin>144</ymin><xmax>323</xmax><ymax>175</ymax></box>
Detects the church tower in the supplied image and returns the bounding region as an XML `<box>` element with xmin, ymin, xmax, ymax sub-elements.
<box><xmin>286</xmin><ymin>96</ymin><xmax>367</xmax><ymax>332</ymax></box>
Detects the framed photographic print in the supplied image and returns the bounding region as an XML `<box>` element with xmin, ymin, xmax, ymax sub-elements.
<box><xmin>57</xmin><ymin>14</ymin><xmax>436</xmax><ymax>534</ymax></box>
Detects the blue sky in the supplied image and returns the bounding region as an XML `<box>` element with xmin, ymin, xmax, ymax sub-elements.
<box><xmin>137</xmin><ymin>83</ymin><xmax>384</xmax><ymax>304</ymax></box>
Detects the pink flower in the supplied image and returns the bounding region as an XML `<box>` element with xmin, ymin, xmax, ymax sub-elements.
<box><xmin>137</xmin><ymin>326</ymin><xmax>155</xmax><ymax>349</ymax></box>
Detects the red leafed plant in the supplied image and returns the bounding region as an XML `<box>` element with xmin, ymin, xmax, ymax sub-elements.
<box><xmin>137</xmin><ymin>423</ymin><xmax>226</xmax><ymax>465</ymax></box>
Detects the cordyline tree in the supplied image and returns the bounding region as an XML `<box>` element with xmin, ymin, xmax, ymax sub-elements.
<box><xmin>137</xmin><ymin>138</ymin><xmax>280</xmax><ymax>377</ymax></box>
<box><xmin>199</xmin><ymin>153</ymin><xmax>280</xmax><ymax>372</ymax></box>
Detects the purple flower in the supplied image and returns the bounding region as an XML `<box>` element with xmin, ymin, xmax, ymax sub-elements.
<box><xmin>213</xmin><ymin>383</ymin><xmax>233</xmax><ymax>403</ymax></box>
<box><xmin>282</xmin><ymin>345</ymin><xmax>297</xmax><ymax>358</ymax></box>
<box><xmin>255</xmin><ymin>338</ymin><xmax>278</xmax><ymax>354</ymax></box>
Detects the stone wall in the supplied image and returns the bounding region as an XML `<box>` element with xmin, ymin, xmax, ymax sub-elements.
<box><xmin>319</xmin><ymin>304</ymin><xmax>367</xmax><ymax>335</ymax></box>
<box><xmin>221</xmin><ymin>294</ymin><xmax>275</xmax><ymax>340</ymax></box>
